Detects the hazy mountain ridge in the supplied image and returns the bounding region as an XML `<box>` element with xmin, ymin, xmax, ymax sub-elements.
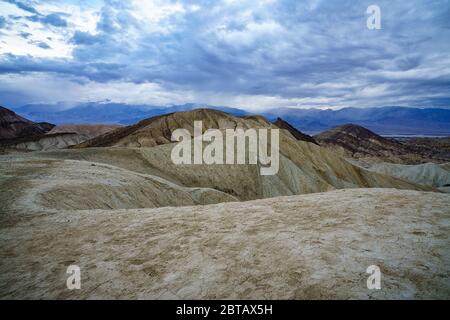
<box><xmin>12</xmin><ymin>102</ymin><xmax>250</xmax><ymax>125</ymax></box>
<box><xmin>11</xmin><ymin>103</ymin><xmax>450</xmax><ymax>135</ymax></box>
<box><xmin>265</xmin><ymin>106</ymin><xmax>450</xmax><ymax>135</ymax></box>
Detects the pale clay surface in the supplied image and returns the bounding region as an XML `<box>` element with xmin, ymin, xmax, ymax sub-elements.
<box><xmin>1</xmin><ymin>189</ymin><xmax>449</xmax><ymax>299</ymax></box>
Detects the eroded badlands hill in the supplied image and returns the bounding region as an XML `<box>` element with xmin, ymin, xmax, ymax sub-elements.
<box><xmin>0</xmin><ymin>156</ymin><xmax>236</xmax><ymax>214</ymax></box>
<box><xmin>0</xmin><ymin>108</ymin><xmax>435</xmax><ymax>215</ymax></box>
<box><xmin>315</xmin><ymin>124</ymin><xmax>408</xmax><ymax>158</ymax></box>
<box><xmin>1</xmin><ymin>133</ymin><xmax>87</xmax><ymax>152</ymax></box>
<box><xmin>48</xmin><ymin>124</ymin><xmax>122</xmax><ymax>139</ymax></box>
<box><xmin>1</xmin><ymin>123</ymin><xmax>122</xmax><ymax>152</ymax></box>
<box><xmin>74</xmin><ymin>109</ymin><xmax>270</xmax><ymax>148</ymax></box>
<box><xmin>315</xmin><ymin>123</ymin><xmax>450</xmax><ymax>164</ymax></box>
<box><xmin>0</xmin><ymin>143</ymin><xmax>431</xmax><ymax>213</ymax></box>
<box><xmin>352</xmin><ymin>161</ymin><xmax>450</xmax><ymax>190</ymax></box>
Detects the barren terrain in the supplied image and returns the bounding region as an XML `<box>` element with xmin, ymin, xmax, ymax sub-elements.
<box><xmin>0</xmin><ymin>189</ymin><xmax>448</xmax><ymax>299</ymax></box>
<box><xmin>0</xmin><ymin>108</ymin><xmax>448</xmax><ymax>300</ymax></box>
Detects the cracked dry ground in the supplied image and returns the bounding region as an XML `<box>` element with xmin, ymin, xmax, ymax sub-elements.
<box><xmin>1</xmin><ymin>188</ymin><xmax>449</xmax><ymax>299</ymax></box>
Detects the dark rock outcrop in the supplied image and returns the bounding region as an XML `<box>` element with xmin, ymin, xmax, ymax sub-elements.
<box><xmin>0</xmin><ymin>106</ymin><xmax>54</xmax><ymax>141</ymax></box>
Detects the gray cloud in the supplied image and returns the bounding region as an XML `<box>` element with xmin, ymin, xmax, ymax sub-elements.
<box><xmin>5</xmin><ymin>0</ymin><xmax>68</xmax><ymax>27</ymax></box>
<box><xmin>0</xmin><ymin>16</ymin><xmax>6</xmax><ymax>28</ymax></box>
<box><xmin>36</xmin><ymin>41</ymin><xmax>51</xmax><ymax>49</ymax></box>
<box><xmin>0</xmin><ymin>0</ymin><xmax>449</xmax><ymax>109</ymax></box>
<box><xmin>19</xmin><ymin>31</ymin><xmax>31</xmax><ymax>38</ymax></box>
<box><xmin>26</xmin><ymin>13</ymin><xmax>68</xmax><ymax>27</ymax></box>
<box><xmin>4</xmin><ymin>0</ymin><xmax>39</xmax><ymax>15</ymax></box>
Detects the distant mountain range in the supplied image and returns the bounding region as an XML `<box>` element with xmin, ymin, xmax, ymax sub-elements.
<box><xmin>262</xmin><ymin>107</ymin><xmax>450</xmax><ymax>136</ymax></box>
<box><xmin>12</xmin><ymin>102</ymin><xmax>249</xmax><ymax>126</ymax></box>
<box><xmin>10</xmin><ymin>102</ymin><xmax>450</xmax><ymax>136</ymax></box>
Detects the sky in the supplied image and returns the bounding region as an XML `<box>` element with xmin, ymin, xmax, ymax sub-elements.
<box><xmin>0</xmin><ymin>0</ymin><xmax>449</xmax><ymax>110</ymax></box>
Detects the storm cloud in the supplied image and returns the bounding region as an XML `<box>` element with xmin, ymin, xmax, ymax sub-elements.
<box><xmin>0</xmin><ymin>0</ymin><xmax>449</xmax><ymax>109</ymax></box>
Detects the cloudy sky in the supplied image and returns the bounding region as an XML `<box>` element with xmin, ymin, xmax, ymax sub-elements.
<box><xmin>0</xmin><ymin>0</ymin><xmax>449</xmax><ymax>110</ymax></box>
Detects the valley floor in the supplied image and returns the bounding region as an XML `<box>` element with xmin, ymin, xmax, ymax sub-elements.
<box><xmin>1</xmin><ymin>188</ymin><xmax>449</xmax><ymax>299</ymax></box>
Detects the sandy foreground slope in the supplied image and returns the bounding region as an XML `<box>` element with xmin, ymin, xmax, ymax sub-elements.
<box><xmin>1</xmin><ymin>188</ymin><xmax>449</xmax><ymax>299</ymax></box>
